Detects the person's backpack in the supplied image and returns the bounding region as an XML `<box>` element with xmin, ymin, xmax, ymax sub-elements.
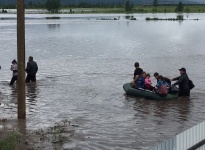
<box><xmin>158</xmin><ymin>84</ymin><xmax>168</xmax><ymax>95</ymax></box>
<box><xmin>189</xmin><ymin>80</ymin><xmax>195</xmax><ymax>90</ymax></box>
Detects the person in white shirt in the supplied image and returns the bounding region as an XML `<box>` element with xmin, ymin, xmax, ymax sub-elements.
<box><xmin>10</xmin><ymin>59</ymin><xmax>18</xmax><ymax>85</ymax></box>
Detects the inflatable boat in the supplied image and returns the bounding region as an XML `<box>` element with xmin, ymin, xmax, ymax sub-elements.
<box><xmin>123</xmin><ymin>83</ymin><xmax>178</xmax><ymax>100</ymax></box>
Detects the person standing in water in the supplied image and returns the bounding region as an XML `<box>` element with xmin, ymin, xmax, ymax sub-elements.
<box><xmin>10</xmin><ymin>59</ymin><xmax>18</xmax><ymax>85</ymax></box>
<box><xmin>25</xmin><ymin>56</ymin><xmax>38</xmax><ymax>83</ymax></box>
<box><xmin>171</xmin><ymin>68</ymin><xmax>190</xmax><ymax>97</ymax></box>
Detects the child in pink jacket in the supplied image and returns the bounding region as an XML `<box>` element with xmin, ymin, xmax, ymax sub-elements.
<box><xmin>145</xmin><ymin>73</ymin><xmax>152</xmax><ymax>90</ymax></box>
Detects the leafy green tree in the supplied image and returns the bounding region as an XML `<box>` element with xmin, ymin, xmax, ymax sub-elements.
<box><xmin>175</xmin><ymin>1</ymin><xmax>184</xmax><ymax>12</ymax></box>
<box><xmin>153</xmin><ymin>0</ymin><xmax>158</xmax><ymax>7</ymax></box>
<box><xmin>125</xmin><ymin>0</ymin><xmax>133</xmax><ymax>12</ymax></box>
<box><xmin>46</xmin><ymin>0</ymin><xmax>61</xmax><ymax>13</ymax></box>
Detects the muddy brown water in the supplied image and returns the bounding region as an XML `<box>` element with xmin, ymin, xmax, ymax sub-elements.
<box><xmin>0</xmin><ymin>13</ymin><xmax>205</xmax><ymax>150</ymax></box>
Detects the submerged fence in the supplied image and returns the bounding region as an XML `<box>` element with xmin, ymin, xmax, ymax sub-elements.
<box><xmin>152</xmin><ymin>121</ymin><xmax>205</xmax><ymax>150</ymax></box>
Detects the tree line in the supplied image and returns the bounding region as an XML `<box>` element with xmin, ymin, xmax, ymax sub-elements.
<box><xmin>0</xmin><ymin>0</ymin><xmax>197</xmax><ymax>13</ymax></box>
<box><xmin>125</xmin><ymin>0</ymin><xmax>185</xmax><ymax>12</ymax></box>
<box><xmin>45</xmin><ymin>0</ymin><xmax>189</xmax><ymax>13</ymax></box>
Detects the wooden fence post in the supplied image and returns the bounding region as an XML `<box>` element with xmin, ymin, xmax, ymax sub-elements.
<box><xmin>17</xmin><ymin>0</ymin><xmax>26</xmax><ymax>119</ymax></box>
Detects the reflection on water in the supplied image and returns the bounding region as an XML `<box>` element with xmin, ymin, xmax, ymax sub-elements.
<box><xmin>26</xmin><ymin>83</ymin><xmax>38</xmax><ymax>104</ymax></box>
<box><xmin>177</xmin><ymin>14</ymin><xmax>184</xmax><ymax>20</ymax></box>
<box><xmin>130</xmin><ymin>96</ymin><xmax>191</xmax><ymax>122</ymax></box>
<box><xmin>177</xmin><ymin>14</ymin><xmax>184</xmax><ymax>25</ymax></box>
<box><xmin>47</xmin><ymin>24</ymin><xmax>60</xmax><ymax>30</ymax></box>
<box><xmin>125</xmin><ymin>15</ymin><xmax>134</xmax><ymax>20</ymax></box>
<box><xmin>10</xmin><ymin>86</ymin><xmax>17</xmax><ymax>104</ymax></box>
<box><xmin>125</xmin><ymin>15</ymin><xmax>131</xmax><ymax>19</ymax></box>
<box><xmin>0</xmin><ymin>82</ymin><xmax>39</xmax><ymax>117</ymax></box>
<box><xmin>128</xmin><ymin>97</ymin><xmax>192</xmax><ymax>149</ymax></box>
<box><xmin>18</xmin><ymin>119</ymin><xmax>26</xmax><ymax>136</ymax></box>
<box><xmin>0</xmin><ymin>13</ymin><xmax>205</xmax><ymax>149</ymax></box>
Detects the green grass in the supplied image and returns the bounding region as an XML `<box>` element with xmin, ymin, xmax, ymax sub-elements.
<box><xmin>0</xmin><ymin>133</ymin><xmax>17</xmax><ymax>150</ymax></box>
<box><xmin>69</xmin><ymin>8</ymin><xmax>125</xmax><ymax>14</ymax></box>
<box><xmin>2</xmin><ymin>5</ymin><xmax>205</xmax><ymax>14</ymax></box>
<box><xmin>132</xmin><ymin>5</ymin><xmax>205</xmax><ymax>13</ymax></box>
<box><xmin>67</xmin><ymin>5</ymin><xmax>205</xmax><ymax>13</ymax></box>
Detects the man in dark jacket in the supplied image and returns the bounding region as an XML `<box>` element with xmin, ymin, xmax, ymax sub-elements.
<box><xmin>171</xmin><ymin>68</ymin><xmax>190</xmax><ymax>97</ymax></box>
<box><xmin>25</xmin><ymin>56</ymin><xmax>38</xmax><ymax>83</ymax></box>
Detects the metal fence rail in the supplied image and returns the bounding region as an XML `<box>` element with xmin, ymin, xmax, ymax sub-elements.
<box><xmin>152</xmin><ymin>121</ymin><xmax>205</xmax><ymax>150</ymax></box>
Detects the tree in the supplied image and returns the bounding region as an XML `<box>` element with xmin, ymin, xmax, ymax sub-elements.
<box><xmin>175</xmin><ymin>1</ymin><xmax>184</xmax><ymax>12</ymax></box>
<box><xmin>46</xmin><ymin>0</ymin><xmax>61</xmax><ymax>13</ymax></box>
<box><xmin>125</xmin><ymin>0</ymin><xmax>133</xmax><ymax>12</ymax></box>
<box><xmin>153</xmin><ymin>0</ymin><xmax>158</xmax><ymax>7</ymax></box>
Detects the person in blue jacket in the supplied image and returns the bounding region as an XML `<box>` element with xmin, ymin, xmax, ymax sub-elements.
<box><xmin>155</xmin><ymin>75</ymin><xmax>169</xmax><ymax>95</ymax></box>
<box><xmin>136</xmin><ymin>71</ymin><xmax>146</xmax><ymax>89</ymax></box>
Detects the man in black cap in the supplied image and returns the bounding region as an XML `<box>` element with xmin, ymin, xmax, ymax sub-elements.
<box><xmin>171</xmin><ymin>68</ymin><xmax>190</xmax><ymax>96</ymax></box>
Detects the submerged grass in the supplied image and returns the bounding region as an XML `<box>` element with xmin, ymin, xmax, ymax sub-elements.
<box><xmin>0</xmin><ymin>119</ymin><xmax>78</xmax><ymax>150</ymax></box>
<box><xmin>0</xmin><ymin>132</ymin><xmax>18</xmax><ymax>150</ymax></box>
<box><xmin>35</xmin><ymin>119</ymin><xmax>77</xmax><ymax>144</ymax></box>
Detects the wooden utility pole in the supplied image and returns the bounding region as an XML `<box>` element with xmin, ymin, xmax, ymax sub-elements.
<box><xmin>17</xmin><ymin>0</ymin><xmax>26</xmax><ymax>119</ymax></box>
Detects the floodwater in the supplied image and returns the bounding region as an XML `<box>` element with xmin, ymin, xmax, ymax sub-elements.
<box><xmin>0</xmin><ymin>13</ymin><xmax>205</xmax><ymax>149</ymax></box>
